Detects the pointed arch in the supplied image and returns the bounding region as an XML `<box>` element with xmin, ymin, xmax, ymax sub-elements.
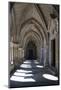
<box><xmin>19</xmin><ymin>17</ymin><xmax>48</xmax><ymax>44</ymax></box>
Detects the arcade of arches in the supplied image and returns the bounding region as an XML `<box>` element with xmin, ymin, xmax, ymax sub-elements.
<box><xmin>9</xmin><ymin>2</ymin><xmax>59</xmax><ymax>87</ymax></box>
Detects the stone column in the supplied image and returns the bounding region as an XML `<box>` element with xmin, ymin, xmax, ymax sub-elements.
<box><xmin>40</xmin><ymin>47</ymin><xmax>44</xmax><ymax>65</ymax></box>
<box><xmin>49</xmin><ymin>37</ymin><xmax>51</xmax><ymax>67</ymax></box>
<box><xmin>43</xmin><ymin>39</ymin><xmax>47</xmax><ymax>67</ymax></box>
<box><xmin>45</xmin><ymin>32</ymin><xmax>50</xmax><ymax>66</ymax></box>
<box><xmin>44</xmin><ymin>47</ymin><xmax>47</xmax><ymax>66</ymax></box>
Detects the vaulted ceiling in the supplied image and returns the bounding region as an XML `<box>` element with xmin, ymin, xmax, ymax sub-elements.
<box><xmin>9</xmin><ymin>2</ymin><xmax>59</xmax><ymax>47</ymax></box>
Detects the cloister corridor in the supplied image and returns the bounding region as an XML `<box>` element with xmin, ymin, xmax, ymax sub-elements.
<box><xmin>9</xmin><ymin>2</ymin><xmax>59</xmax><ymax>88</ymax></box>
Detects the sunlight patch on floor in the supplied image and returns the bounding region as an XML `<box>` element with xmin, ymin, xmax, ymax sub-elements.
<box><xmin>14</xmin><ymin>72</ymin><xmax>33</xmax><ymax>77</ymax></box>
<box><xmin>20</xmin><ymin>63</ymin><xmax>32</xmax><ymax>68</ymax></box>
<box><xmin>43</xmin><ymin>74</ymin><xmax>58</xmax><ymax>81</ymax></box>
<box><xmin>36</xmin><ymin>65</ymin><xmax>44</xmax><ymax>68</ymax></box>
<box><xmin>10</xmin><ymin>75</ymin><xmax>35</xmax><ymax>82</ymax></box>
<box><xmin>23</xmin><ymin>60</ymin><xmax>31</xmax><ymax>64</ymax></box>
<box><xmin>16</xmin><ymin>69</ymin><xmax>32</xmax><ymax>73</ymax></box>
<box><xmin>34</xmin><ymin>61</ymin><xmax>39</xmax><ymax>64</ymax></box>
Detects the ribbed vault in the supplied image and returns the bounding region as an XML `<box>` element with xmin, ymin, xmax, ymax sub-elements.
<box><xmin>19</xmin><ymin>18</ymin><xmax>48</xmax><ymax>47</ymax></box>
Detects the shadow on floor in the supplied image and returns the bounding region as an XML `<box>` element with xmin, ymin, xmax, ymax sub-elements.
<box><xmin>9</xmin><ymin>60</ymin><xmax>59</xmax><ymax>88</ymax></box>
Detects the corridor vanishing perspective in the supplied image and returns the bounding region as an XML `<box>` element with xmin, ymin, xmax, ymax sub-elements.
<box><xmin>9</xmin><ymin>2</ymin><xmax>59</xmax><ymax>88</ymax></box>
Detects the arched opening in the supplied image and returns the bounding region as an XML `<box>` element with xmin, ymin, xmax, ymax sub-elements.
<box><xmin>25</xmin><ymin>41</ymin><xmax>37</xmax><ymax>60</ymax></box>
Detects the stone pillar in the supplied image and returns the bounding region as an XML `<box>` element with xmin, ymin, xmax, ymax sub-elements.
<box><xmin>44</xmin><ymin>47</ymin><xmax>47</xmax><ymax>66</ymax></box>
<box><xmin>40</xmin><ymin>47</ymin><xmax>44</xmax><ymax>65</ymax></box>
<box><xmin>43</xmin><ymin>39</ymin><xmax>47</xmax><ymax>67</ymax></box>
<box><xmin>46</xmin><ymin>32</ymin><xmax>50</xmax><ymax>66</ymax></box>
<box><xmin>49</xmin><ymin>38</ymin><xmax>51</xmax><ymax>67</ymax></box>
<box><xmin>39</xmin><ymin>47</ymin><xmax>42</xmax><ymax>64</ymax></box>
<box><xmin>13</xmin><ymin>43</ymin><xmax>19</xmax><ymax>66</ymax></box>
<box><xmin>44</xmin><ymin>46</ymin><xmax>49</xmax><ymax>67</ymax></box>
<box><xmin>9</xmin><ymin>41</ymin><xmax>13</xmax><ymax>64</ymax></box>
<box><xmin>55</xmin><ymin>27</ymin><xmax>59</xmax><ymax>73</ymax></box>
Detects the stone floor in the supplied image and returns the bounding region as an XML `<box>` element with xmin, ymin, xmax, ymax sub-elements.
<box><xmin>9</xmin><ymin>60</ymin><xmax>59</xmax><ymax>88</ymax></box>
